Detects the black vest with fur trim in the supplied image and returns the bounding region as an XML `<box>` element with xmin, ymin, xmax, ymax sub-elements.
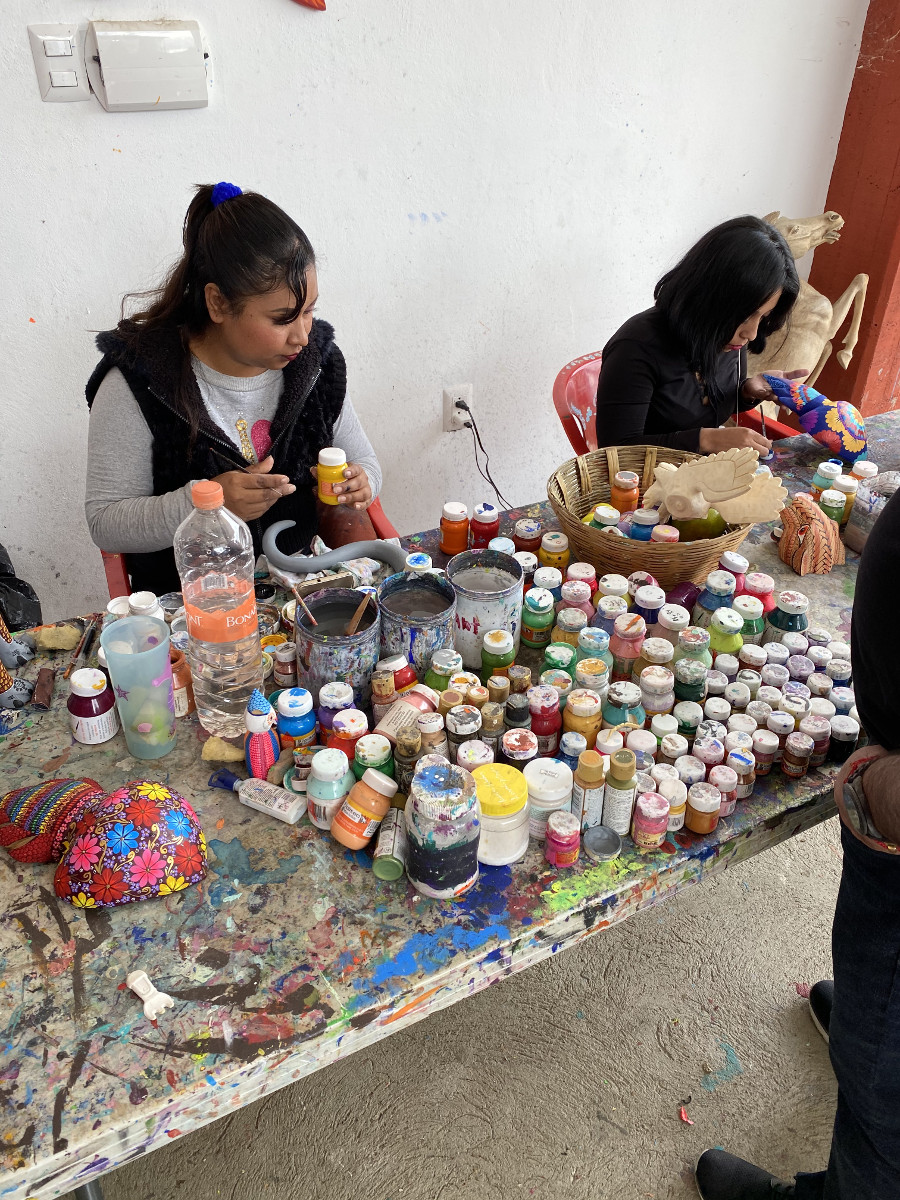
<box><xmin>86</xmin><ymin>320</ymin><xmax>346</xmax><ymax>594</ymax></box>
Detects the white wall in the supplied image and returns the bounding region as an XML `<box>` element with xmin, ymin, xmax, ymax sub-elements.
<box><xmin>0</xmin><ymin>0</ymin><xmax>868</xmax><ymax>620</ymax></box>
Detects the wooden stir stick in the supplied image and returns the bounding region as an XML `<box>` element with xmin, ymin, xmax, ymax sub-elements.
<box><xmin>344</xmin><ymin>592</ymin><xmax>373</xmax><ymax>636</ymax></box>
<box><xmin>291</xmin><ymin>585</ymin><xmax>318</xmax><ymax>628</ymax></box>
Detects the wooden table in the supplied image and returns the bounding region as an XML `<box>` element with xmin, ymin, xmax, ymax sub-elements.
<box><xmin>3</xmin><ymin>419</ymin><xmax>894</xmax><ymax>1200</ymax></box>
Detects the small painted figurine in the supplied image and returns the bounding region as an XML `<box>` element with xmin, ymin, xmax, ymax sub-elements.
<box><xmin>244</xmin><ymin>689</ymin><xmax>280</xmax><ymax>779</ymax></box>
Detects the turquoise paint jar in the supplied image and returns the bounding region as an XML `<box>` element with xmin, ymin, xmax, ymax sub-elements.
<box><xmin>601</xmin><ymin>681</ymin><xmax>646</xmax><ymax>730</ymax></box>
<box><xmin>762</xmin><ymin>590</ymin><xmax>810</xmax><ymax>645</ymax></box>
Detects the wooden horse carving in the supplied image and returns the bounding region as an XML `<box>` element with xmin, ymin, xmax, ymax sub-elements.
<box><xmin>747</xmin><ymin>211</ymin><xmax>868</xmax><ymax>387</ymax></box>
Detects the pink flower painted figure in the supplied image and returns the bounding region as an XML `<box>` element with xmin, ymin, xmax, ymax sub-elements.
<box><xmin>130</xmin><ymin>848</ymin><xmax>166</xmax><ymax>889</ymax></box>
<box><xmin>69</xmin><ymin>833</ymin><xmax>102</xmax><ymax>872</ymax></box>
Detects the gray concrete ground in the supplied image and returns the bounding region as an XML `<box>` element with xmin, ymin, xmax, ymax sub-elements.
<box><xmin>89</xmin><ymin>816</ymin><xmax>841</xmax><ymax>1200</ymax></box>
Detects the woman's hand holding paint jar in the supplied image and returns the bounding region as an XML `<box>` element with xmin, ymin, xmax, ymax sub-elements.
<box><xmin>213</xmin><ymin>455</ymin><xmax>296</xmax><ymax>522</ymax></box>
<box><xmin>309</xmin><ymin>463</ymin><xmax>373</xmax><ymax>509</ymax></box>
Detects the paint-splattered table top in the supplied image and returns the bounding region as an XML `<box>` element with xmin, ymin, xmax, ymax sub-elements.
<box><xmin>3</xmin><ymin>419</ymin><xmax>895</xmax><ymax>1199</ymax></box>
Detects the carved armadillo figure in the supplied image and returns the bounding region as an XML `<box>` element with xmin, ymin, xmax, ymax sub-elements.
<box><xmin>778</xmin><ymin>492</ymin><xmax>846</xmax><ymax>576</ymax></box>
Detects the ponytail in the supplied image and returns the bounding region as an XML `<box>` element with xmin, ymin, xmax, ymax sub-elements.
<box><xmin>115</xmin><ymin>184</ymin><xmax>316</xmax><ymax>438</ymax></box>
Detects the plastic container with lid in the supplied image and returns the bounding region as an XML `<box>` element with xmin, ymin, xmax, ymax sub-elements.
<box><xmin>593</xmin><ymin>595</ymin><xmax>630</xmax><ymax>637</ymax></box>
<box><xmin>715</xmin><ymin>654</ymin><xmax>740</xmax><ymax>684</ymax></box>
<box><xmin>658</xmin><ymin>731</ymin><xmax>689</xmax><ymax>766</ymax></box>
<box><xmin>829</xmin><ymin>685</ymin><xmax>856</xmax><ymax>716</ymax></box>
<box><xmin>692</xmin><ymin>571</ymin><xmax>737</xmax><ymax>628</ymax></box>
<box><xmin>798</xmin><ymin>712</ymin><xmax>831</xmax><ymax>766</ymax></box>
<box><xmin>406</xmin><ymin>757</ymin><xmax>481</xmax><ymax>898</ymax></box>
<box><xmin>601</xmin><ymin>681</ymin><xmax>646</xmax><ymax>730</ymax></box>
<box><xmin>376</xmin><ymin>654</ymin><xmax>417</xmax><ymax>695</ymax></box>
<box><xmin>533</xmin><ymin>566</ymin><xmax>563</xmax><ymax>602</ymax></box>
<box><xmin>766</xmin><ymin>710</ymin><xmax>795</xmax><ymax>761</ymax></box>
<box><xmin>651</xmin><ymin>524</ymin><xmax>680</xmax><ymax>543</ymax></box>
<box><xmin>674</xmin><ymin>627</ymin><xmax>713</xmax><ymax>670</ymax></box>
<box><xmin>480</xmin><ymin>629</ymin><xmax>516</xmax><ymax>683</ymax></box>
<box><xmin>829</xmin><ymin>715</ymin><xmax>860</xmax><ymax>762</ymax></box>
<box><xmin>719</xmin><ymin>551</ymin><xmax>749</xmax><ymax>594</ymax></box>
<box><xmin>594</xmin><ymin>728</ymin><xmax>624</xmax><ymax>758</ymax></box>
<box><xmin>693</xmin><ymin>735</ymin><xmax>725</xmax><ymax>775</ymax></box>
<box><xmin>394</xmin><ymin>726</ymin><xmax>423</xmax><ymax>794</ymax></box>
<box><xmin>685</xmin><ymin>782</ymin><xmax>721</xmax><ymax>835</ymax></box>
<box><xmin>445</xmin><ymin>705</ymin><xmax>483</xmax><ymax>763</ymax></box>
<box><xmin>728</xmin><ymin>748</ymin><xmax>756</xmax><ymax>799</ymax></box>
<box><xmin>610</xmin><ymin>470</ymin><xmax>641</xmax><ymax>514</ymax></box>
<box><xmin>631</xmin><ymin>791</ymin><xmax>669</xmax><ymax>850</ymax></box>
<box><xmin>782</xmin><ymin>631</ymin><xmax>810</xmax><ymax>657</ymax></box>
<box><xmin>527</xmin><ymin>684</ymin><xmax>562</xmax><ymax>756</ymax></box>
<box><xmin>832</xmin><ymin>475</ymin><xmax>859</xmax><ymax>527</ymax></box>
<box><xmin>318</xmin><ymin>681</ymin><xmax>356</xmax><ymax>732</ymax></box>
<box><xmin>488</xmin><ymin>536</ymin><xmax>516</xmax><ymax>556</ymax></box>
<box><xmin>456</xmin><ymin>739</ymin><xmax>495</xmax><ymax>773</ymax></box>
<box><xmin>424</xmin><ymin>648</ymin><xmax>464</xmax><ymax>694</ymax></box>
<box><xmin>538</xmin><ymin>532</ymin><xmax>570</xmax><ymax>571</ymax></box>
<box><xmin>639</xmin><ymin>664</ymin><xmax>675</xmax><ymax>718</ymax></box>
<box><xmin>751</xmin><ymin>728</ymin><xmax>779</xmax><ymax>775</ymax></box>
<box><xmin>352</xmin><ymin>733</ymin><xmax>394</xmax><ymax>781</ymax></box>
<box><xmin>708</xmin><ymin>608</ymin><xmax>744</xmax><ymax>660</ymax></box>
<box><xmin>629</xmin><ymin>509</ymin><xmax>660</xmax><ymax>541</ymax></box>
<box><xmin>332</xmin><ymin>768</ymin><xmax>398</xmax><ymax>850</ymax></box>
<box><xmin>673</xmin><ymin>700</ymin><xmax>704</xmax><ymax>746</ymax></box>
<box><xmin>478</xmin><ymin>702</ymin><xmax>505</xmax><ymax>754</ymax></box>
<box><xmin>317</xmin><ymin>447</ymin><xmax>348</xmax><ymax>504</ymax></box>
<box><xmin>513</xmin><ymin>518</ymin><xmax>543</xmax><ymax>554</ymax></box>
<box><xmin>552</xmin><ymin>607</ymin><xmax>589</xmax><ymax>647</ymax></box>
<box><xmin>610</xmin><ymin>612</ymin><xmax>647</xmax><ymax>682</ymax></box>
<box><xmin>541</xmin><ymin>668</ymin><xmax>574</xmax><ymax>710</ymax></box>
<box><xmin>567</xmin><ymin>562</ymin><xmax>598</xmax><ymax>591</ymax></box>
<box><xmin>850</xmin><ymin>459</ymin><xmax>878</xmax><ymax>484</ymax></box>
<box><xmin>307</xmin><ymin>748</ymin><xmax>356</xmax><ymax>830</ymax></box>
<box><xmin>763</xmin><ymin>591</ymin><xmax>810</xmax><ymax>645</ymax></box>
<box><xmin>723</xmin><ymin>682</ymin><xmax>751</xmax><ymax>713</ymax></box>
<box><xmin>569</xmin><ymin>749</ymin><xmax>606</xmax><ymax>829</ymax></box>
<box><xmin>659</xmin><ymin>777</ymin><xmax>688</xmax><ymax>831</ymax></box>
<box><xmin>470</xmin><ymin>502</ymin><xmax>501</xmax><ymax>549</ymax></box>
<box><xmin>558</xmin><ymin>580</ymin><xmax>595</xmax><ymax>620</ymax></box>
<box><xmin>501</xmin><ymin>727</ymin><xmax>540</xmax><ymax>770</ymax></box>
<box><xmin>782</xmin><ymin>731</ymin><xmax>814</xmax><ymax>778</ymax></box>
<box><xmin>705</xmin><ymin>671</ymin><xmax>728</xmax><ymax>697</ymax></box>
<box><xmin>559</xmin><ymin>730</ymin><xmax>589</xmax><ymax>772</ymax></box>
<box><xmin>675</xmin><ymin>755</ymin><xmax>706</xmax><ymax>788</ymax></box>
<box><xmin>322</xmin><ymin>708</ymin><xmax>368</xmax><ymax>757</ymax></box>
<box><xmin>740</xmin><ymin>572</ymin><xmax>776</xmax><ymax>615</ymax></box>
<box><xmin>810</xmin><ymin>459</ymin><xmax>843</xmax><ymax>500</ymax></box>
<box><xmin>594</xmin><ymin>573</ymin><xmax>631</xmax><ymax>604</ymax></box>
<box><xmin>542</xmin><ymin>643</ymin><xmax>578</xmax><ymax>680</ymax></box>
<box><xmin>487</xmin><ymin>675</ymin><xmax>511</xmax><ymax>705</ymax></box>
<box><xmin>632</xmin><ymin>586</ymin><xmax>667</xmax><ymax>631</ymax></box>
<box><xmin>544</xmin><ymin>809</ymin><xmax>582</xmax><ymax>866</ymax></box>
<box><xmin>807</xmin><ymin>646</ymin><xmax>834</xmax><ymax>673</ymax></box>
<box><xmin>809</xmin><ymin>697</ymin><xmax>837</xmax><ymax>721</ymax></box>
<box><xmin>473</xmin><ymin>764</ymin><xmax>530</xmax><ymax>865</ymax></box>
<box><xmin>513</xmin><ymin>551</ymin><xmax>539</xmax><ymax>594</ymax></box>
<box><xmin>576</xmin><ymin>626</ymin><xmax>614</xmax><ymax>668</ymax></box>
<box><xmin>673</xmin><ymin>657</ymin><xmax>707</xmax><ymax>705</ymax></box>
<box><xmin>818</xmin><ymin>490</ymin><xmax>844</xmax><ymax>522</ymax></box>
<box><xmin>708</xmin><ymin>764</ymin><xmax>738</xmax><ymax>817</ymax></box>
<box><xmin>373</xmin><ymin>684</ymin><xmax>440</xmax><ymax>745</ymax></box>
<box><xmin>439</xmin><ymin>502</ymin><xmax>469</xmax><ymax>555</ymax></box>
<box><xmin>745</xmin><ymin>699</ymin><xmax>773</xmax><ymax>727</ymax></box>
<box><xmin>827</xmin><ymin>658</ymin><xmax>853</xmax><ymax>687</ymax></box>
<box><xmin>650</xmin><ymin>712</ymin><xmax>678</xmax><ymax>743</ymax></box>
<box><xmin>68</xmin><ymin>668</ymin><xmax>119</xmax><ymax>745</ymax></box>
<box><xmin>417</xmin><ymin>711</ymin><xmax>450</xmax><ymax>759</ymax></box>
<box><xmin>128</xmin><ymin>590</ymin><xmax>166</xmax><ymax>622</ymax></box>
<box><xmin>601</xmin><ymin>749</ymin><xmax>637</xmax><ymax>835</ymax></box>
<box><xmin>520</xmin><ymin>587</ymin><xmax>556</xmax><ymax>649</ymax></box>
<box><xmin>523</xmin><ymin>758</ymin><xmax>573</xmax><ymax>840</ymax></box>
<box><xmin>732</xmin><ymin>594</ymin><xmax>766</xmax><ymax>645</ymax></box>
<box><xmin>626</xmin><ymin>727</ymin><xmax>657</xmax><ymax>761</ymax></box>
<box><xmin>586</xmin><ymin>504</ymin><xmax>621</xmax><ymax>532</ymax></box>
<box><xmin>655</xmin><ymin>604</ymin><xmax>691</xmax><ymax>650</ymax></box>
<box><xmin>504</xmin><ymin>692</ymin><xmax>531</xmax><ymax>731</ymax></box>
<box><xmin>370</xmin><ymin>671</ymin><xmax>398</xmax><ymax>723</ymax></box>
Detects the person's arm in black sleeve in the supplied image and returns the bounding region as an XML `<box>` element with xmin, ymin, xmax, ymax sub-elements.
<box><xmin>595</xmin><ymin>340</ymin><xmax>702</xmax><ymax>452</ymax></box>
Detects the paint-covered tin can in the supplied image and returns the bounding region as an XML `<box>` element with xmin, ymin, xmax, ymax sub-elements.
<box><xmin>377</xmin><ymin>571</ymin><xmax>457</xmax><ymax>683</ymax></box>
<box><xmin>294</xmin><ymin>588</ymin><xmax>381</xmax><ymax>711</ymax></box>
<box><xmin>446</xmin><ymin>549</ymin><xmax>525</xmax><ymax>670</ymax></box>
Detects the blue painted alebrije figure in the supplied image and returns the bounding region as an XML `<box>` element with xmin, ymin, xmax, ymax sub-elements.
<box><xmin>244</xmin><ymin>689</ymin><xmax>280</xmax><ymax>780</ymax></box>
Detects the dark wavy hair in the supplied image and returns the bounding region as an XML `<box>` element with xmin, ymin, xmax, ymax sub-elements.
<box><xmin>654</xmin><ymin>215</ymin><xmax>799</xmax><ymax>398</ymax></box>
<box><xmin>115</xmin><ymin>184</ymin><xmax>316</xmax><ymax>438</ymax></box>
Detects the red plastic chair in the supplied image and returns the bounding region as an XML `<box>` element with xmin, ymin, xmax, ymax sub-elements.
<box><xmin>552</xmin><ymin>351</ymin><xmax>602</xmax><ymax>455</ymax></box>
<box><xmin>99</xmin><ymin>497</ymin><xmax>401</xmax><ymax>601</ymax></box>
<box><xmin>735</xmin><ymin>407</ymin><xmax>801</xmax><ymax>441</ymax></box>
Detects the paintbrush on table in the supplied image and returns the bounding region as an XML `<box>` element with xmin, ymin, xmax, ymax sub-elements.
<box><xmin>63</xmin><ymin>614</ymin><xmax>101</xmax><ymax>679</ymax></box>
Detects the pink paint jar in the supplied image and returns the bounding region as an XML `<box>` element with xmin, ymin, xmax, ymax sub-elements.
<box><xmin>544</xmin><ymin>809</ymin><xmax>581</xmax><ymax>867</ymax></box>
<box><xmin>558</xmin><ymin>580</ymin><xmax>595</xmax><ymax>620</ymax></box>
<box><xmin>631</xmin><ymin>791</ymin><xmax>670</xmax><ymax>851</ymax></box>
<box><xmin>740</xmin><ymin>572</ymin><xmax>776</xmax><ymax>615</ymax></box>
<box><xmin>650</xmin><ymin>524</ymin><xmax>680</xmax><ymax>543</ymax></box>
<box><xmin>799</xmin><ymin>713</ymin><xmax>832</xmax><ymax>766</ymax></box>
<box><xmin>708</xmin><ymin>765</ymin><xmax>738</xmax><ymax>817</ymax></box>
<box><xmin>751</xmin><ymin>728</ymin><xmax>780</xmax><ymax>776</ymax></box>
<box><xmin>567</xmin><ymin>562</ymin><xmax>597</xmax><ymax>591</ymax></box>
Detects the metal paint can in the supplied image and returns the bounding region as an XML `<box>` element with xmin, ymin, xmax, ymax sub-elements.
<box><xmin>294</xmin><ymin>588</ymin><xmax>381</xmax><ymax>711</ymax></box>
<box><xmin>377</xmin><ymin>571</ymin><xmax>457</xmax><ymax>682</ymax></box>
<box><xmin>446</xmin><ymin>549</ymin><xmax>525</xmax><ymax>670</ymax></box>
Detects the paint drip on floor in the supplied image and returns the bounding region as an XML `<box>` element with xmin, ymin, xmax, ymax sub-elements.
<box><xmin>701</xmin><ymin>1040</ymin><xmax>744</xmax><ymax>1092</ymax></box>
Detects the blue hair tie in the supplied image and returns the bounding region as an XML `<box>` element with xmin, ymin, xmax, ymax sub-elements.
<box><xmin>211</xmin><ymin>181</ymin><xmax>243</xmax><ymax>208</ymax></box>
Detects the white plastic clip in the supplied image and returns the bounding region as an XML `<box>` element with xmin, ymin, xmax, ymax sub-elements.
<box><xmin>126</xmin><ymin>970</ymin><xmax>175</xmax><ymax>1020</ymax></box>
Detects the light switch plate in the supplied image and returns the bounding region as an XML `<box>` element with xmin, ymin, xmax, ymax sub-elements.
<box><xmin>27</xmin><ymin>24</ymin><xmax>91</xmax><ymax>102</ymax></box>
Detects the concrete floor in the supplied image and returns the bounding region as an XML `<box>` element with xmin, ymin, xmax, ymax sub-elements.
<box><xmin>88</xmin><ymin>816</ymin><xmax>842</xmax><ymax>1200</ymax></box>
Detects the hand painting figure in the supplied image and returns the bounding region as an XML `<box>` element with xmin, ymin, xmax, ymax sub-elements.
<box><xmin>595</xmin><ymin>216</ymin><xmax>805</xmax><ymax>456</ymax></box>
<box><xmin>85</xmin><ymin>182</ymin><xmax>381</xmax><ymax>593</ymax></box>
<box><xmin>697</xmin><ymin>489</ymin><xmax>900</xmax><ymax>1198</ymax></box>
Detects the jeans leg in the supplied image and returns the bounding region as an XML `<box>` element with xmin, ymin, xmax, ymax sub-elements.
<box><xmin>817</xmin><ymin>825</ymin><xmax>900</xmax><ymax>1198</ymax></box>
<box><xmin>793</xmin><ymin>1170</ymin><xmax>826</xmax><ymax>1199</ymax></box>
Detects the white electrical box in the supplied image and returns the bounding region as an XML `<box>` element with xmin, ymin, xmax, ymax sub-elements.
<box><xmin>27</xmin><ymin>24</ymin><xmax>91</xmax><ymax>102</ymax></box>
<box><xmin>84</xmin><ymin>20</ymin><xmax>208</xmax><ymax>112</ymax></box>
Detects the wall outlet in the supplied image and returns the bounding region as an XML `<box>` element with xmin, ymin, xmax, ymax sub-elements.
<box><xmin>443</xmin><ymin>384</ymin><xmax>473</xmax><ymax>433</ymax></box>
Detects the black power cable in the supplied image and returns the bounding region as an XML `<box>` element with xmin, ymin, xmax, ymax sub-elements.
<box><xmin>454</xmin><ymin>400</ymin><xmax>514</xmax><ymax>512</ymax></box>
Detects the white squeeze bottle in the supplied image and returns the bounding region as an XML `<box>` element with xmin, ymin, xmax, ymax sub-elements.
<box><xmin>173</xmin><ymin>480</ymin><xmax>262</xmax><ymax>737</ymax></box>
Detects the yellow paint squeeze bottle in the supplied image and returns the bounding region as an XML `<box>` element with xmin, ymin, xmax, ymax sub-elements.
<box><xmin>317</xmin><ymin>447</ymin><xmax>348</xmax><ymax>505</ymax></box>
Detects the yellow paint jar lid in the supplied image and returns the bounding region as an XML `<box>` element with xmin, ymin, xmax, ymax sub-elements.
<box><xmin>472</xmin><ymin>764</ymin><xmax>528</xmax><ymax>817</ymax></box>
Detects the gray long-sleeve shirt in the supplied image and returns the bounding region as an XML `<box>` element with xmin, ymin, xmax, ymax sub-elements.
<box><xmin>85</xmin><ymin>361</ymin><xmax>382</xmax><ymax>553</ymax></box>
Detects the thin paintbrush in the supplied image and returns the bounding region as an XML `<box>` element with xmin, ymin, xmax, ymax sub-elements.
<box><xmin>291</xmin><ymin>585</ymin><xmax>318</xmax><ymax>628</ymax></box>
<box><xmin>63</xmin><ymin>614</ymin><xmax>101</xmax><ymax>679</ymax></box>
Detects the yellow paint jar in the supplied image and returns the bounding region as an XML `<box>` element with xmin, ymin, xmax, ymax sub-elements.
<box><xmin>317</xmin><ymin>447</ymin><xmax>347</xmax><ymax>504</ymax></box>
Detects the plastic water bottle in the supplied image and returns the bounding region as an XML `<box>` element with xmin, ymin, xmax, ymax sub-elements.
<box><xmin>174</xmin><ymin>481</ymin><xmax>262</xmax><ymax>737</ymax></box>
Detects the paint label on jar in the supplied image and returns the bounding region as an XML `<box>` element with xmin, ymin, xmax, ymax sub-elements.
<box><xmin>667</xmin><ymin>809</ymin><xmax>685</xmax><ymax>832</ymax></box>
<box><xmin>70</xmin><ymin>707</ymin><xmax>119</xmax><ymax>745</ymax></box>
<box><xmin>333</xmin><ymin>801</ymin><xmax>380</xmax><ymax>840</ymax></box>
<box><xmin>373</xmin><ymin>810</ymin><xmax>408</xmax><ymax>870</ymax></box>
<box><xmin>571</xmin><ymin>782</ymin><xmax>605</xmax><ymax>830</ymax></box>
<box><xmin>523</xmin><ymin>626</ymin><xmax>552</xmax><ymax>648</ymax></box>
<box><xmin>601</xmin><ymin>783</ymin><xmax>635</xmax><ymax>836</ymax></box>
<box><xmin>535</xmin><ymin>732</ymin><xmax>560</xmax><ymax>756</ymax></box>
<box><xmin>374</xmin><ymin>701</ymin><xmax>421</xmax><ymax>744</ymax></box>
<box><xmin>736</xmin><ymin>779</ymin><xmax>754</xmax><ymax>799</ymax></box>
<box><xmin>273</xmin><ymin>666</ymin><xmax>297</xmax><ymax>688</ymax></box>
<box><xmin>173</xmin><ymin>685</ymin><xmax>190</xmax><ymax>719</ymax></box>
<box><xmin>280</xmin><ymin>727</ymin><xmax>317</xmax><ymax>753</ymax></box>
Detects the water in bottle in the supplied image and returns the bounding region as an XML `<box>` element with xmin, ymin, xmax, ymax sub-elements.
<box><xmin>174</xmin><ymin>481</ymin><xmax>262</xmax><ymax>737</ymax></box>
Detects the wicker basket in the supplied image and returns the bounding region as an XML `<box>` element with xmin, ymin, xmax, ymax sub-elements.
<box><xmin>547</xmin><ymin>445</ymin><xmax>752</xmax><ymax>590</ymax></box>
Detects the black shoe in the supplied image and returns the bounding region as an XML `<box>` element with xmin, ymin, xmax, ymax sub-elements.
<box><xmin>809</xmin><ymin>980</ymin><xmax>833</xmax><ymax>1044</ymax></box>
<box><xmin>696</xmin><ymin>1149</ymin><xmax>795</xmax><ymax>1198</ymax></box>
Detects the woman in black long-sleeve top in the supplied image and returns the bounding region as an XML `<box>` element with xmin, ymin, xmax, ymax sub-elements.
<box><xmin>595</xmin><ymin>216</ymin><xmax>803</xmax><ymax>456</ymax></box>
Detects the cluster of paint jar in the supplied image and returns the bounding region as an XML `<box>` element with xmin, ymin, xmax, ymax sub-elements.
<box><xmin>811</xmin><ymin>458</ymin><xmax>878</xmax><ymax>528</ymax></box>
<box><xmin>438</xmin><ymin>501</ymin><xmax>573</xmax><ymax>568</ymax></box>
<box><xmin>581</xmin><ymin>470</ymin><xmax>680</xmax><ymax>543</ymax></box>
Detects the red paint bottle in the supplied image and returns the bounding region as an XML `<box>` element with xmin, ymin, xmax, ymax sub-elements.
<box><xmin>526</xmin><ymin>683</ymin><xmax>562</xmax><ymax>757</ymax></box>
<box><xmin>470</xmin><ymin>502</ymin><xmax>501</xmax><ymax>548</ymax></box>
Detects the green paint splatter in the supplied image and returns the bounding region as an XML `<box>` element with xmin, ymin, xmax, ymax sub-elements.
<box><xmin>843</xmin><ymin>577</ymin><xmax>856</xmax><ymax>599</ymax></box>
<box><xmin>540</xmin><ymin>860</ymin><xmax>624</xmax><ymax>913</ymax></box>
